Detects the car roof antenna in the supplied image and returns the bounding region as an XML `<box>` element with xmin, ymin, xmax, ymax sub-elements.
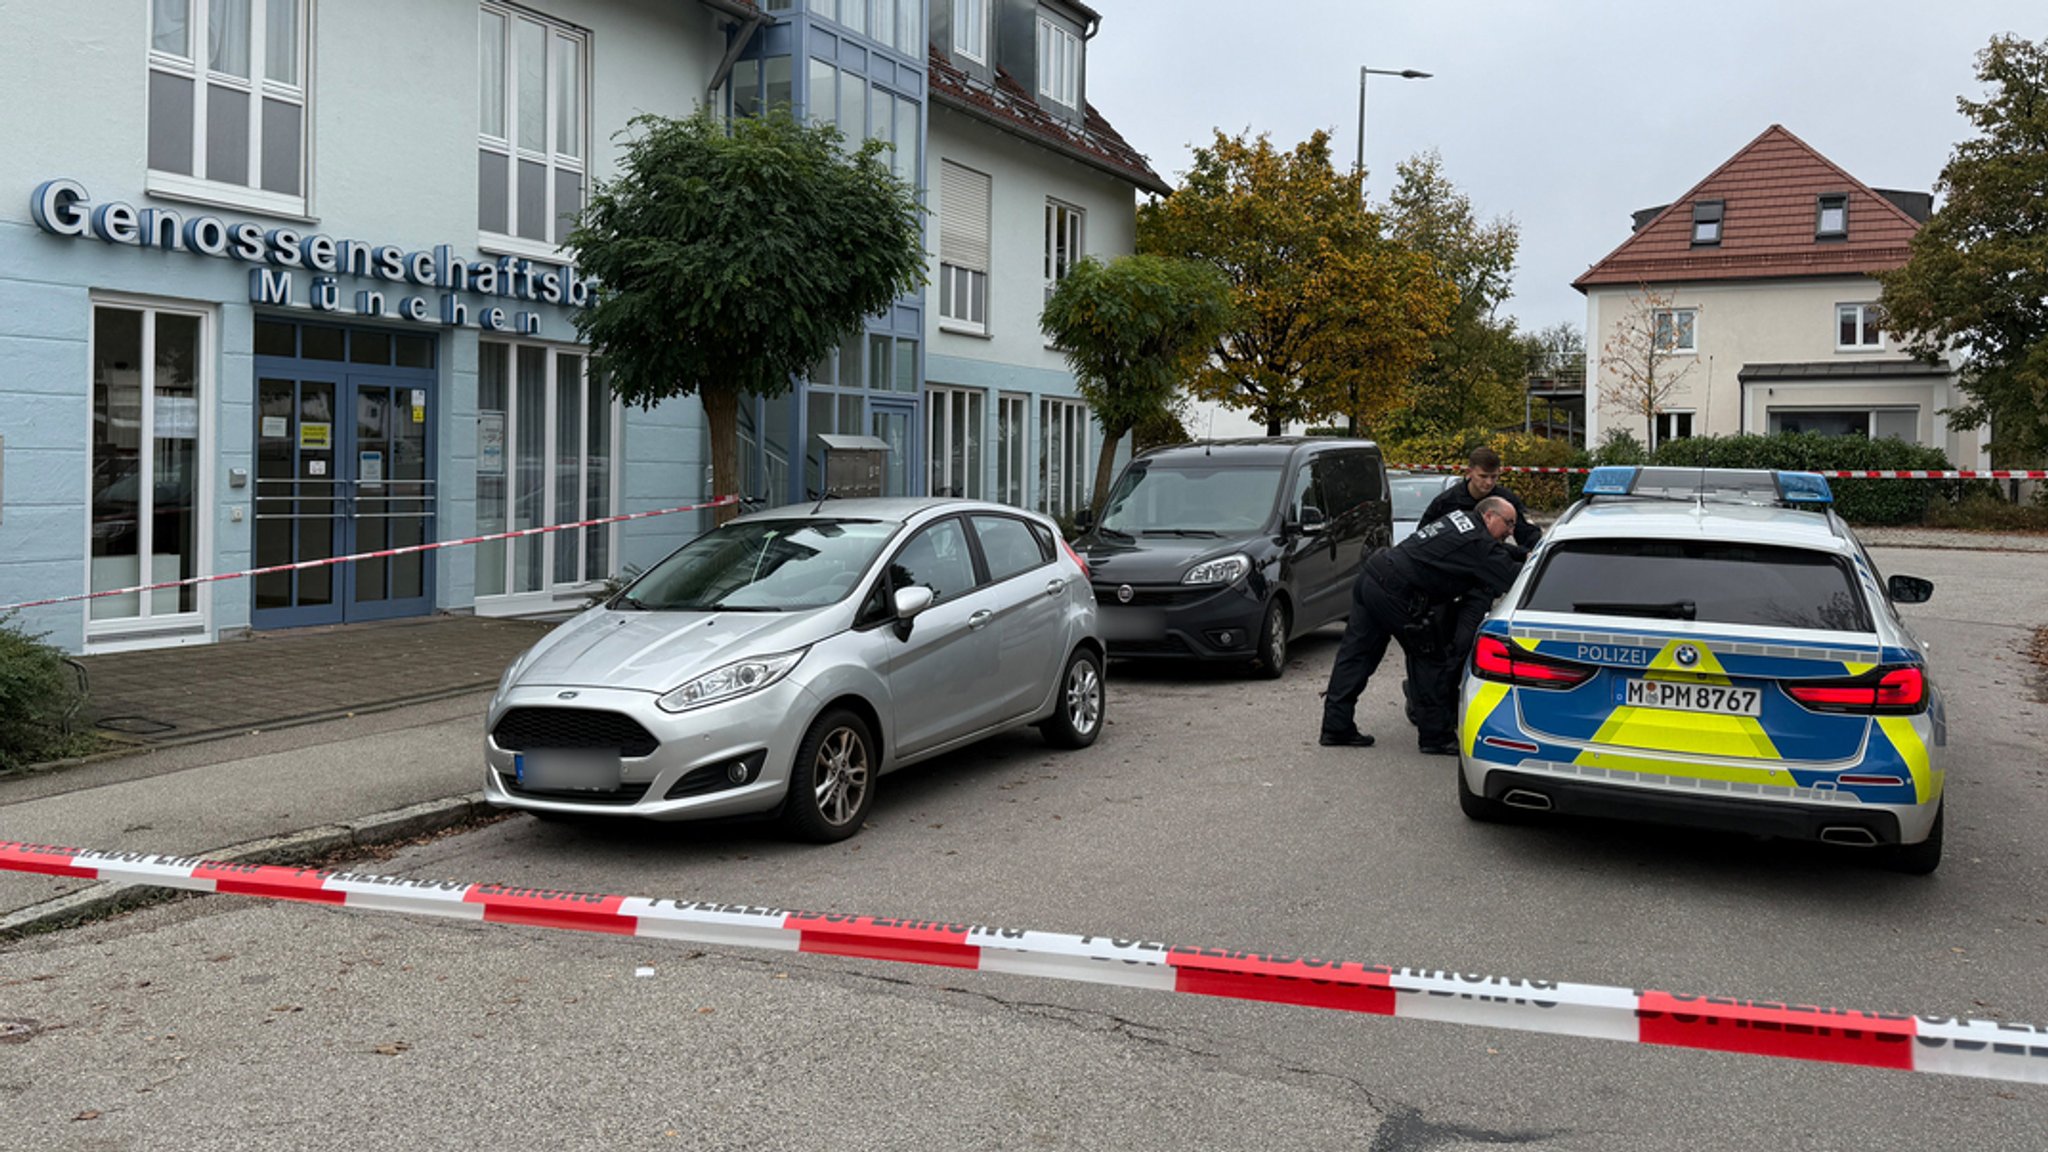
<box><xmin>812</xmin><ymin>488</ymin><xmax>837</xmax><ymax>515</ymax></box>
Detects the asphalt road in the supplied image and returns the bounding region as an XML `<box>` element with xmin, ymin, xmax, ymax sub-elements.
<box><xmin>6</xmin><ymin>546</ymin><xmax>2046</xmax><ymax>1150</ymax></box>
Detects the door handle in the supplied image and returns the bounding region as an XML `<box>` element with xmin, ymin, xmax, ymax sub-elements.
<box><xmin>968</xmin><ymin>609</ymin><xmax>994</xmax><ymax>630</ymax></box>
<box><xmin>1044</xmin><ymin>579</ymin><xmax>1065</xmax><ymax>597</ymax></box>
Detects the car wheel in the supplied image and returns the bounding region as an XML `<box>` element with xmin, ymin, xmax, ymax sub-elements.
<box><xmin>1251</xmin><ymin>599</ymin><xmax>1290</xmax><ymax>680</ymax></box>
<box><xmin>1456</xmin><ymin>760</ymin><xmax>1510</xmax><ymax>823</ymax></box>
<box><xmin>1040</xmin><ymin>647</ymin><xmax>1104</xmax><ymax>749</ymax></box>
<box><xmin>781</xmin><ymin>708</ymin><xmax>876</xmax><ymax>843</ymax></box>
<box><xmin>1881</xmin><ymin>802</ymin><xmax>1943</xmax><ymax>875</ymax></box>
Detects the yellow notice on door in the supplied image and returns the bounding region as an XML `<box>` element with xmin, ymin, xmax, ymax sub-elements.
<box><xmin>411</xmin><ymin>405</ymin><xmax>425</xmax><ymax>424</ymax></box>
<box><xmin>299</xmin><ymin>422</ymin><xmax>332</xmax><ymax>450</ymax></box>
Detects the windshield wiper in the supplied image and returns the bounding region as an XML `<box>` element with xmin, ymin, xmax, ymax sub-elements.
<box><xmin>1140</xmin><ymin>528</ymin><xmax>1223</xmax><ymax>537</ymax></box>
<box><xmin>1097</xmin><ymin>524</ymin><xmax>1136</xmax><ymax>542</ymax></box>
<box><xmin>612</xmin><ymin>595</ymin><xmax>649</xmax><ymax>611</ymax></box>
<box><xmin>705</xmin><ymin>602</ymin><xmax>781</xmax><ymax>612</ymax></box>
<box><xmin>1573</xmin><ymin>600</ymin><xmax>1697</xmax><ymax>621</ymax></box>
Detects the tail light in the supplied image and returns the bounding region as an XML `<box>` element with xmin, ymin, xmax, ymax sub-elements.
<box><xmin>1471</xmin><ymin>634</ymin><xmax>1596</xmax><ymax>690</ymax></box>
<box><xmin>1784</xmin><ymin>665</ymin><xmax>1927</xmax><ymax>715</ymax></box>
<box><xmin>1060</xmin><ymin>537</ymin><xmax>1090</xmax><ymax>579</ymax></box>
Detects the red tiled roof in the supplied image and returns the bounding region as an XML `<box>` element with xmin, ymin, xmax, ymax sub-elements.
<box><xmin>1573</xmin><ymin>125</ymin><xmax>1923</xmax><ymax>291</ymax></box>
<box><xmin>927</xmin><ymin>47</ymin><xmax>1171</xmax><ymax>195</ymax></box>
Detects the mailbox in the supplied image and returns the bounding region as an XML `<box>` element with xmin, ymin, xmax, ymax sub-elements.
<box><xmin>812</xmin><ymin>433</ymin><xmax>892</xmax><ymax>499</ymax></box>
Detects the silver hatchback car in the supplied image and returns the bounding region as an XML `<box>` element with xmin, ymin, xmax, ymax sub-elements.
<box><xmin>484</xmin><ymin>498</ymin><xmax>1104</xmax><ymax>842</ymax></box>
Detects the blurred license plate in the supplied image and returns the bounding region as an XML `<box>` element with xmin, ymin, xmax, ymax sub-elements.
<box><xmin>1100</xmin><ymin>606</ymin><xmax>1165</xmax><ymax>642</ymax></box>
<box><xmin>1617</xmin><ymin>680</ymin><xmax>1761</xmax><ymax>717</ymax></box>
<box><xmin>515</xmin><ymin>750</ymin><xmax>622</xmax><ymax>791</ymax></box>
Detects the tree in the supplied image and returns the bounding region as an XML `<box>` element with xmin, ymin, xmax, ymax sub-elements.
<box><xmin>1599</xmin><ymin>284</ymin><xmax>1698</xmax><ymax>451</ymax></box>
<box><xmin>1040</xmin><ymin>255</ymin><xmax>1232</xmax><ymax>514</ymax></box>
<box><xmin>1878</xmin><ymin>34</ymin><xmax>2048</xmax><ymax>462</ymax></box>
<box><xmin>1380</xmin><ymin>151</ymin><xmax>1525</xmax><ymax>436</ymax></box>
<box><xmin>569</xmin><ymin>108</ymin><xmax>925</xmax><ymax>519</ymax></box>
<box><xmin>1138</xmin><ymin>129</ymin><xmax>1450</xmax><ymax>435</ymax></box>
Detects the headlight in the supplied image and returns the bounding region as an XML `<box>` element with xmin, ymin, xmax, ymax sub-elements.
<box><xmin>1182</xmin><ymin>553</ymin><xmax>1252</xmax><ymax>586</ymax></box>
<box><xmin>656</xmin><ymin>649</ymin><xmax>807</xmax><ymax>713</ymax></box>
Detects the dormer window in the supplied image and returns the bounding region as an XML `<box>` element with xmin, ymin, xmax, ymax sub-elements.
<box><xmin>953</xmin><ymin>0</ymin><xmax>988</xmax><ymax>64</ymax></box>
<box><xmin>1690</xmin><ymin>200</ymin><xmax>1723</xmax><ymax>247</ymax></box>
<box><xmin>1816</xmin><ymin>193</ymin><xmax>1848</xmax><ymax>239</ymax></box>
<box><xmin>1037</xmin><ymin>18</ymin><xmax>1080</xmax><ymax>108</ymax></box>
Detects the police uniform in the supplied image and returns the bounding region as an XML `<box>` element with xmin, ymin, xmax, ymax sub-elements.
<box><xmin>1319</xmin><ymin>508</ymin><xmax>1524</xmax><ymax>747</ymax></box>
<box><xmin>1408</xmin><ymin>479</ymin><xmax>1543</xmax><ymax>741</ymax></box>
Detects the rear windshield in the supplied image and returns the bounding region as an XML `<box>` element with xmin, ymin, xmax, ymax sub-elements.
<box><xmin>1390</xmin><ymin>475</ymin><xmax>1451</xmax><ymax>520</ymax></box>
<box><xmin>1521</xmin><ymin>539</ymin><xmax>1873</xmax><ymax>632</ymax></box>
<box><xmin>1099</xmin><ymin>464</ymin><xmax>1284</xmax><ymax>535</ymax></box>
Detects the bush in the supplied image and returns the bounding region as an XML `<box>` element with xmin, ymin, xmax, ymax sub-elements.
<box><xmin>0</xmin><ymin>615</ymin><xmax>89</xmax><ymax>772</ymax></box>
<box><xmin>1564</xmin><ymin>432</ymin><xmax>1963</xmax><ymax>526</ymax></box>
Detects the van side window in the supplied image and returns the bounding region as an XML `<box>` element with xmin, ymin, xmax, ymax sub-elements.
<box><xmin>1316</xmin><ymin>450</ymin><xmax>1383</xmax><ymax>521</ymax></box>
<box><xmin>1290</xmin><ymin>465</ymin><xmax>1322</xmax><ymax>522</ymax></box>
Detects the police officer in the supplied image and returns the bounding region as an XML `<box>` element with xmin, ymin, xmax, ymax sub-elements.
<box><xmin>1318</xmin><ymin>496</ymin><xmax>1525</xmax><ymax>749</ymax></box>
<box><xmin>1420</xmin><ymin>447</ymin><xmax>1543</xmax><ymax>553</ymax></box>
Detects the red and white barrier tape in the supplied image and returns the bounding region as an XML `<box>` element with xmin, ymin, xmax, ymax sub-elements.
<box><xmin>4</xmin><ymin>840</ymin><xmax>2042</xmax><ymax>1085</ymax></box>
<box><xmin>1394</xmin><ymin>464</ymin><xmax>2048</xmax><ymax>479</ymax></box>
<box><xmin>0</xmin><ymin>495</ymin><xmax>740</xmax><ymax>614</ymax></box>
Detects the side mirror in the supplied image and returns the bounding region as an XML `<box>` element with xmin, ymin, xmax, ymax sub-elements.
<box><xmin>1298</xmin><ymin>506</ymin><xmax>1327</xmax><ymax>535</ymax></box>
<box><xmin>1072</xmin><ymin>507</ymin><xmax>1095</xmax><ymax>532</ymax></box>
<box><xmin>893</xmin><ymin>585</ymin><xmax>936</xmax><ymax>619</ymax></box>
<box><xmin>1887</xmin><ymin>574</ymin><xmax>1934</xmax><ymax>605</ymax></box>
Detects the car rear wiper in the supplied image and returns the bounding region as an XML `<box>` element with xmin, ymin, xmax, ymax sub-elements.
<box><xmin>1141</xmin><ymin>528</ymin><xmax>1222</xmax><ymax>537</ymax></box>
<box><xmin>1573</xmin><ymin>600</ymin><xmax>1697</xmax><ymax>620</ymax></box>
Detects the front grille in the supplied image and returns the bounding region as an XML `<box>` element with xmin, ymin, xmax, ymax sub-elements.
<box><xmin>1095</xmin><ymin>585</ymin><xmax>1207</xmax><ymax>608</ymax></box>
<box><xmin>492</xmin><ymin>707</ymin><xmax>660</xmax><ymax>758</ymax></box>
<box><xmin>498</xmin><ymin>774</ymin><xmax>654</xmax><ymax>806</ymax></box>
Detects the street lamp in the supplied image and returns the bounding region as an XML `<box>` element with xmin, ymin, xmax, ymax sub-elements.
<box><xmin>1355</xmin><ymin>66</ymin><xmax>1432</xmax><ymax>196</ymax></box>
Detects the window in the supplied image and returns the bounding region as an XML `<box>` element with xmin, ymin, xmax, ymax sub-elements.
<box><xmin>997</xmin><ymin>393</ymin><xmax>1028</xmax><ymax>506</ymax></box>
<box><xmin>474</xmin><ymin>341</ymin><xmax>617</xmax><ymax>604</ymax></box>
<box><xmin>1037</xmin><ymin>19</ymin><xmax>1079</xmax><ymax>107</ymax></box>
<box><xmin>1769</xmin><ymin>408</ymin><xmax>1919</xmax><ymax>443</ymax></box>
<box><xmin>1039</xmin><ymin>397</ymin><xmax>1090</xmax><ymax>519</ymax></box>
<box><xmin>1690</xmin><ymin>200</ymin><xmax>1722</xmax><ymax>246</ymax></box>
<box><xmin>729</xmin><ymin>55</ymin><xmax>794</xmax><ymax>119</ymax></box>
<box><xmin>807</xmin><ymin>56</ymin><xmax>867</xmax><ymax>144</ymax></box>
<box><xmin>148</xmin><ymin>0</ymin><xmax>307</xmax><ymax>212</ymax></box>
<box><xmin>479</xmin><ymin>4</ymin><xmax>588</xmax><ymax>251</ymax></box>
<box><xmin>928</xmin><ymin>386</ymin><xmax>985</xmax><ymax>498</ymax></box>
<box><xmin>1523</xmin><ymin>540</ymin><xmax>1872</xmax><ymax>633</ymax></box>
<box><xmin>889</xmin><ymin>519</ymin><xmax>977</xmax><ymax>603</ymax></box>
<box><xmin>1654</xmin><ymin>410</ymin><xmax>1695</xmax><ymax>444</ymax></box>
<box><xmin>90</xmin><ymin>302</ymin><xmax>207</xmax><ymax>627</ymax></box>
<box><xmin>1653</xmin><ymin>308</ymin><xmax>1697</xmax><ymax>354</ymax></box>
<box><xmin>869</xmin><ymin>85</ymin><xmax>919</xmax><ymax>186</ymax></box>
<box><xmin>971</xmin><ymin>515</ymin><xmax>1050</xmax><ymax>582</ymax></box>
<box><xmin>940</xmin><ymin>162</ymin><xmax>991</xmax><ymax>332</ymax></box>
<box><xmin>1816</xmin><ymin>194</ymin><xmax>1848</xmax><ymax>238</ymax></box>
<box><xmin>952</xmin><ymin>0</ymin><xmax>988</xmax><ymax>63</ymax></box>
<box><xmin>1045</xmin><ymin>200</ymin><xmax>1083</xmax><ymax>303</ymax></box>
<box><xmin>1837</xmin><ymin>303</ymin><xmax>1884</xmax><ymax>350</ymax></box>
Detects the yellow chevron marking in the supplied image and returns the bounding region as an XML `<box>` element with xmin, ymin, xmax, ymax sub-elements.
<box><xmin>1587</xmin><ymin>704</ymin><xmax>1784</xmax><ymax>762</ymax></box>
<box><xmin>1462</xmin><ymin>681</ymin><xmax>1510</xmax><ymax>759</ymax></box>
<box><xmin>1876</xmin><ymin>716</ymin><xmax>1939</xmax><ymax>805</ymax></box>
<box><xmin>1567</xmin><ymin>748</ymin><xmax>1796</xmax><ymax>788</ymax></box>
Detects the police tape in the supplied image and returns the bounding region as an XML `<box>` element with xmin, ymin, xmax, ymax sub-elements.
<box><xmin>4</xmin><ymin>840</ymin><xmax>2043</xmax><ymax>1086</ymax></box>
<box><xmin>1393</xmin><ymin>464</ymin><xmax>2048</xmax><ymax>479</ymax></box>
<box><xmin>0</xmin><ymin>495</ymin><xmax>741</xmax><ymax>614</ymax></box>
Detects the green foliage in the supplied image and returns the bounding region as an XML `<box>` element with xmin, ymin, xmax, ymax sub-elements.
<box><xmin>0</xmin><ymin>615</ymin><xmax>88</xmax><ymax>772</ymax></box>
<box><xmin>1878</xmin><ymin>35</ymin><xmax>2048</xmax><ymax>463</ymax></box>
<box><xmin>1570</xmin><ymin>433</ymin><xmax>1961</xmax><ymax>524</ymax></box>
<box><xmin>1922</xmin><ymin>487</ymin><xmax>2048</xmax><ymax>532</ymax></box>
<box><xmin>1376</xmin><ymin>429</ymin><xmax>1578</xmax><ymax>510</ymax></box>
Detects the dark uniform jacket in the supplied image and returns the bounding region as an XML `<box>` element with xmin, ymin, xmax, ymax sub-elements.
<box><xmin>1420</xmin><ymin>480</ymin><xmax>1543</xmax><ymax>553</ymax></box>
<box><xmin>1364</xmin><ymin>509</ymin><xmax>1524</xmax><ymax>623</ymax></box>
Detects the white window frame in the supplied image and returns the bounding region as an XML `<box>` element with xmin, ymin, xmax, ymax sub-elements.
<box><xmin>478</xmin><ymin>3</ymin><xmax>589</xmax><ymax>261</ymax></box>
<box><xmin>146</xmin><ymin>0</ymin><xmax>310</xmax><ymax>217</ymax></box>
<box><xmin>1038</xmin><ymin>396</ymin><xmax>1090</xmax><ymax>519</ymax></box>
<box><xmin>952</xmin><ymin>0</ymin><xmax>988</xmax><ymax>63</ymax></box>
<box><xmin>927</xmin><ymin>385</ymin><xmax>986</xmax><ymax>499</ymax></box>
<box><xmin>1653</xmin><ymin>307</ymin><xmax>1697</xmax><ymax>354</ymax></box>
<box><xmin>1036</xmin><ymin>18</ymin><xmax>1079</xmax><ymax>107</ymax></box>
<box><xmin>1836</xmin><ymin>302</ymin><xmax>1885</xmax><ymax>351</ymax></box>
<box><xmin>939</xmin><ymin>161</ymin><xmax>992</xmax><ymax>335</ymax></box>
<box><xmin>84</xmin><ymin>294</ymin><xmax>216</xmax><ymax>649</ymax></box>
<box><xmin>1767</xmin><ymin>407</ymin><xmax>1921</xmax><ymax>444</ymax></box>
<box><xmin>472</xmin><ymin>338</ymin><xmax>623</xmax><ymax>617</ymax></box>
<box><xmin>1044</xmin><ymin>199</ymin><xmax>1084</xmax><ymax>304</ymax></box>
<box><xmin>1654</xmin><ymin>409</ymin><xmax>1695</xmax><ymax>444</ymax></box>
<box><xmin>997</xmin><ymin>392</ymin><xmax>1028</xmax><ymax>507</ymax></box>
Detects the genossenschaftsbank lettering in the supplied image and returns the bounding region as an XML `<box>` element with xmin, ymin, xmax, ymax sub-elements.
<box><xmin>30</xmin><ymin>179</ymin><xmax>595</xmax><ymax>336</ymax></box>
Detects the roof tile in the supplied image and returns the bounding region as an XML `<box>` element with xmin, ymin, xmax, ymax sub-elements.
<box><xmin>927</xmin><ymin>47</ymin><xmax>1170</xmax><ymax>195</ymax></box>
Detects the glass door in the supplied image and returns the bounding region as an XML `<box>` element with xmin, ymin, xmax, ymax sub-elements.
<box><xmin>342</xmin><ymin>375</ymin><xmax>434</xmax><ymax>621</ymax></box>
<box><xmin>253</xmin><ymin>375</ymin><xmax>345</xmax><ymax>627</ymax></box>
<box><xmin>870</xmin><ymin>398</ymin><xmax>916</xmax><ymax>497</ymax></box>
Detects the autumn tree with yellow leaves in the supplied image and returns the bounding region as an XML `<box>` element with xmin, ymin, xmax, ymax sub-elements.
<box><xmin>1137</xmin><ymin>129</ymin><xmax>1453</xmax><ymax>435</ymax></box>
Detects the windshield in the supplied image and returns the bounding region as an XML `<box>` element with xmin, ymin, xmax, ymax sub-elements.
<box><xmin>1390</xmin><ymin>475</ymin><xmax>1453</xmax><ymax>521</ymax></box>
<box><xmin>617</xmin><ymin>519</ymin><xmax>897</xmax><ymax>611</ymax></box>
<box><xmin>1522</xmin><ymin>539</ymin><xmax>1873</xmax><ymax>632</ymax></box>
<box><xmin>1099</xmin><ymin>464</ymin><xmax>1284</xmax><ymax>534</ymax></box>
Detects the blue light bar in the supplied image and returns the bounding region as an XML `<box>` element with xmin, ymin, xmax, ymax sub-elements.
<box><xmin>1582</xmin><ymin>466</ymin><xmax>1639</xmax><ymax>496</ymax></box>
<box><xmin>1774</xmin><ymin>471</ymin><xmax>1834</xmax><ymax>505</ymax></box>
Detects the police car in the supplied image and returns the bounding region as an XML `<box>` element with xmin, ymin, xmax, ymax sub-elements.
<box><xmin>1456</xmin><ymin>467</ymin><xmax>1947</xmax><ymax>873</ymax></box>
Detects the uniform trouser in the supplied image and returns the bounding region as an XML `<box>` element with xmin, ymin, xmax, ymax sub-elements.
<box><xmin>1413</xmin><ymin>593</ymin><xmax>1492</xmax><ymax>745</ymax></box>
<box><xmin>1320</xmin><ymin>572</ymin><xmax>1416</xmax><ymax>738</ymax></box>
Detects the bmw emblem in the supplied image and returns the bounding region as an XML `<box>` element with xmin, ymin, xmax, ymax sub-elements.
<box><xmin>558</xmin><ymin>690</ymin><xmax>580</xmax><ymax>700</ymax></box>
<box><xmin>1675</xmin><ymin>645</ymin><xmax>1699</xmax><ymax>668</ymax></box>
<box><xmin>1116</xmin><ymin>585</ymin><xmax>1134</xmax><ymax>604</ymax></box>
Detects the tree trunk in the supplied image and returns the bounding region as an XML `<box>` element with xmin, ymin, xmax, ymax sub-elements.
<box><xmin>1091</xmin><ymin>423</ymin><xmax>1126</xmax><ymax>518</ymax></box>
<box><xmin>702</xmin><ymin>387</ymin><xmax>742</xmax><ymax>525</ymax></box>
<box><xmin>1266</xmin><ymin>417</ymin><xmax>1283</xmax><ymax>436</ymax></box>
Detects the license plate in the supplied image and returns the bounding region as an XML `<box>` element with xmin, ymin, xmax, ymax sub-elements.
<box><xmin>1616</xmin><ymin>679</ymin><xmax>1762</xmax><ymax>717</ymax></box>
<box><xmin>1100</xmin><ymin>606</ymin><xmax>1165</xmax><ymax>642</ymax></box>
<box><xmin>514</xmin><ymin>749</ymin><xmax>623</xmax><ymax>791</ymax></box>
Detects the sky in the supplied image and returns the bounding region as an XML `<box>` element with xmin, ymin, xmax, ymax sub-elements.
<box><xmin>1082</xmin><ymin>0</ymin><xmax>2034</xmax><ymax>342</ymax></box>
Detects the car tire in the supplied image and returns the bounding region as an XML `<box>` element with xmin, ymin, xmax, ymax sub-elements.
<box><xmin>1456</xmin><ymin>760</ymin><xmax>1510</xmax><ymax>823</ymax></box>
<box><xmin>1040</xmin><ymin>647</ymin><xmax>1105</xmax><ymax>749</ymax></box>
<box><xmin>1881</xmin><ymin>802</ymin><xmax>1943</xmax><ymax>875</ymax></box>
<box><xmin>781</xmin><ymin>708</ymin><xmax>876</xmax><ymax>844</ymax></box>
<box><xmin>1251</xmin><ymin>599</ymin><xmax>1290</xmax><ymax>680</ymax></box>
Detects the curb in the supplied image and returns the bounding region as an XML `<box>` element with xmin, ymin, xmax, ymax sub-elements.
<box><xmin>0</xmin><ymin>793</ymin><xmax>494</xmax><ymax>940</ymax></box>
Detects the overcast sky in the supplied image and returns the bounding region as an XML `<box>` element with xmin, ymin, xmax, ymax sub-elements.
<box><xmin>1084</xmin><ymin>0</ymin><xmax>2034</xmax><ymax>341</ymax></box>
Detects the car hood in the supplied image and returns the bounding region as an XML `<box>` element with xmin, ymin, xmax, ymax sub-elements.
<box><xmin>1077</xmin><ymin>534</ymin><xmax>1255</xmax><ymax>584</ymax></box>
<box><xmin>509</xmin><ymin>606</ymin><xmax>841</xmax><ymax>693</ymax></box>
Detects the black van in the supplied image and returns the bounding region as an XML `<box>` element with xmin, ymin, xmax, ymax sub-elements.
<box><xmin>1072</xmin><ymin>438</ymin><xmax>1392</xmax><ymax>679</ymax></box>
